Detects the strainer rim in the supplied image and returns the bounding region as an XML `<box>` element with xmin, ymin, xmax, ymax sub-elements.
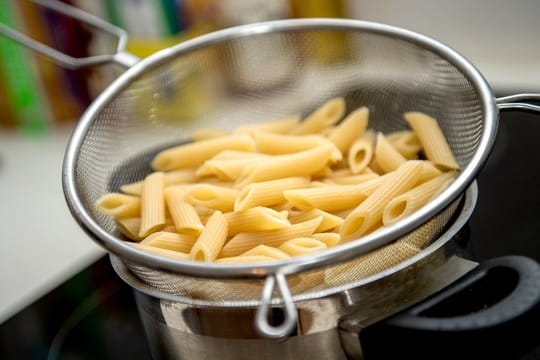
<box><xmin>62</xmin><ymin>18</ymin><xmax>497</xmax><ymax>279</ymax></box>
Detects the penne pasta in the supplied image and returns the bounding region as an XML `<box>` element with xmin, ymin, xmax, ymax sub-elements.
<box><xmin>374</xmin><ymin>132</ymin><xmax>407</xmax><ymax>173</ymax></box>
<box><xmin>325</xmin><ymin>173</ymin><xmax>380</xmax><ymax>185</ymax></box>
<box><xmin>234</xmin><ymin>176</ymin><xmax>311</xmax><ymax>211</ymax></box>
<box><xmin>130</xmin><ymin>242</ymin><xmax>189</xmax><ymax>260</ymax></box>
<box><xmin>216</xmin><ymin>255</ymin><xmax>277</xmax><ymax>264</ymax></box>
<box><xmin>253</xmin><ymin>132</ymin><xmax>342</xmax><ymax>162</ymax></box>
<box><xmin>224</xmin><ymin>206</ymin><xmax>291</xmax><ymax>235</ymax></box>
<box><xmin>387</xmin><ymin>130</ymin><xmax>422</xmax><ymax>159</ymax></box>
<box><xmin>291</xmin><ymin>97</ymin><xmax>345</xmax><ymax>135</ymax></box>
<box><xmin>184</xmin><ymin>184</ymin><xmax>238</xmax><ymax>212</ymax></box>
<box><xmin>115</xmin><ymin>217</ymin><xmax>143</xmax><ymax>241</ymax></box>
<box><xmin>95</xmin><ymin>193</ymin><xmax>140</xmax><ymax>218</ymax></box>
<box><xmin>120</xmin><ymin>169</ymin><xmax>198</xmax><ymax>196</ymax></box>
<box><xmin>382</xmin><ymin>171</ymin><xmax>456</xmax><ymax>225</ymax></box>
<box><xmin>191</xmin><ymin>128</ymin><xmax>229</xmax><ymax>141</ymax></box>
<box><xmin>236</xmin><ymin>144</ymin><xmax>338</xmax><ymax>187</ymax></box>
<box><xmin>404</xmin><ymin>112</ymin><xmax>459</xmax><ymax>170</ymax></box>
<box><xmin>348</xmin><ymin>138</ymin><xmax>374</xmax><ymax>174</ymax></box>
<box><xmin>340</xmin><ymin>161</ymin><xmax>425</xmax><ymax>240</ymax></box>
<box><xmin>279</xmin><ymin>237</ymin><xmax>327</xmax><ymax>256</ymax></box>
<box><xmin>151</xmin><ymin>134</ymin><xmax>256</xmax><ymax>171</ymax></box>
<box><xmin>311</xmin><ymin>232</ymin><xmax>341</xmax><ymax>247</ymax></box>
<box><xmin>288</xmin><ymin>208</ymin><xmax>344</xmax><ymax>232</ymax></box>
<box><xmin>240</xmin><ymin>245</ymin><xmax>290</xmax><ymax>260</ymax></box>
<box><xmin>96</xmin><ymin>98</ymin><xmax>461</xmax><ymax>266</ymax></box>
<box><xmin>284</xmin><ymin>174</ymin><xmax>391</xmax><ymax>212</ymax></box>
<box><xmin>220</xmin><ymin>216</ymin><xmax>322</xmax><ymax>257</ymax></box>
<box><xmin>165</xmin><ymin>187</ymin><xmax>204</xmax><ymax>235</ymax></box>
<box><xmin>190</xmin><ymin>211</ymin><xmax>228</xmax><ymax>262</ymax></box>
<box><xmin>327</xmin><ymin>106</ymin><xmax>369</xmax><ymax>153</ymax></box>
<box><xmin>139</xmin><ymin>172</ymin><xmax>166</xmax><ymax>238</ymax></box>
<box><xmin>210</xmin><ymin>150</ymin><xmax>268</xmax><ymax>161</ymax></box>
<box><xmin>141</xmin><ymin>231</ymin><xmax>197</xmax><ymax>253</ymax></box>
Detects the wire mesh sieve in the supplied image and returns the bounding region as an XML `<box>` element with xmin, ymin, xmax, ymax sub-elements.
<box><xmin>59</xmin><ymin>19</ymin><xmax>498</xmax><ymax>337</ymax></box>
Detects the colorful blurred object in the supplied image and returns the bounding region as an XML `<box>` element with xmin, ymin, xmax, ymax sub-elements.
<box><xmin>0</xmin><ymin>0</ymin><xmax>349</xmax><ymax>133</ymax></box>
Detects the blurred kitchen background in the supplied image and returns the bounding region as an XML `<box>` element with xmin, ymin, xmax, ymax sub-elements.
<box><xmin>0</xmin><ymin>0</ymin><xmax>539</xmax><ymax>341</ymax></box>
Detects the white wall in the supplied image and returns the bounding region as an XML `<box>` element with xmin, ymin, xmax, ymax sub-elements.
<box><xmin>346</xmin><ymin>0</ymin><xmax>540</xmax><ymax>94</ymax></box>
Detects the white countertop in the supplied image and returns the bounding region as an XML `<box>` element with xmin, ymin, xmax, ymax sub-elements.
<box><xmin>0</xmin><ymin>128</ymin><xmax>104</xmax><ymax>324</ymax></box>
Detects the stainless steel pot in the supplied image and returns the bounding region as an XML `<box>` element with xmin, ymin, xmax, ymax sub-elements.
<box><xmin>110</xmin><ymin>184</ymin><xmax>540</xmax><ymax>359</ymax></box>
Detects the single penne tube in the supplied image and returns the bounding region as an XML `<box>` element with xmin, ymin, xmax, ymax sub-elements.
<box><xmin>224</xmin><ymin>206</ymin><xmax>291</xmax><ymax>235</ymax></box>
<box><xmin>184</xmin><ymin>184</ymin><xmax>238</xmax><ymax>212</ymax></box>
<box><xmin>151</xmin><ymin>134</ymin><xmax>256</xmax><ymax>171</ymax></box>
<box><xmin>404</xmin><ymin>112</ymin><xmax>459</xmax><ymax>170</ymax></box>
<box><xmin>196</xmin><ymin>157</ymin><xmax>264</xmax><ymax>181</ymax></box>
<box><xmin>165</xmin><ymin>187</ymin><xmax>204</xmax><ymax>235</ymax></box>
<box><xmin>418</xmin><ymin>161</ymin><xmax>443</xmax><ymax>183</ymax></box>
<box><xmin>374</xmin><ymin>132</ymin><xmax>407</xmax><ymax>173</ymax></box>
<box><xmin>116</xmin><ymin>217</ymin><xmax>142</xmax><ymax>241</ymax></box>
<box><xmin>327</xmin><ymin>106</ymin><xmax>369</xmax><ymax>153</ymax></box>
<box><xmin>220</xmin><ymin>216</ymin><xmax>322</xmax><ymax>257</ymax></box>
<box><xmin>234</xmin><ymin>176</ymin><xmax>311</xmax><ymax>211</ymax></box>
<box><xmin>95</xmin><ymin>193</ymin><xmax>140</xmax><ymax>218</ymax></box>
<box><xmin>240</xmin><ymin>245</ymin><xmax>291</xmax><ymax>259</ymax></box>
<box><xmin>211</xmin><ymin>150</ymin><xmax>269</xmax><ymax>161</ymax></box>
<box><xmin>311</xmin><ymin>232</ymin><xmax>341</xmax><ymax>247</ymax></box>
<box><xmin>141</xmin><ymin>231</ymin><xmax>197</xmax><ymax>253</ymax></box>
<box><xmin>288</xmin><ymin>208</ymin><xmax>344</xmax><ymax>232</ymax></box>
<box><xmin>253</xmin><ymin>132</ymin><xmax>342</xmax><ymax>161</ymax></box>
<box><xmin>121</xmin><ymin>169</ymin><xmax>198</xmax><ymax>195</ymax></box>
<box><xmin>348</xmin><ymin>138</ymin><xmax>374</xmax><ymax>174</ymax></box>
<box><xmin>387</xmin><ymin>130</ymin><xmax>422</xmax><ymax>159</ymax></box>
<box><xmin>283</xmin><ymin>174</ymin><xmax>391</xmax><ymax>212</ymax></box>
<box><xmin>191</xmin><ymin>128</ymin><xmax>228</xmax><ymax>141</ymax></box>
<box><xmin>189</xmin><ymin>211</ymin><xmax>228</xmax><ymax>261</ymax></box>
<box><xmin>291</xmin><ymin>97</ymin><xmax>346</xmax><ymax>135</ymax></box>
<box><xmin>234</xmin><ymin>114</ymin><xmax>300</xmax><ymax>135</ymax></box>
<box><xmin>278</xmin><ymin>237</ymin><xmax>327</xmax><ymax>256</ymax></box>
<box><xmin>139</xmin><ymin>172</ymin><xmax>166</xmax><ymax>238</ymax></box>
<box><xmin>325</xmin><ymin>173</ymin><xmax>380</xmax><ymax>185</ymax></box>
<box><xmin>216</xmin><ymin>255</ymin><xmax>277</xmax><ymax>264</ymax></box>
<box><xmin>382</xmin><ymin>171</ymin><xmax>457</xmax><ymax>225</ymax></box>
<box><xmin>340</xmin><ymin>160</ymin><xmax>425</xmax><ymax>240</ymax></box>
<box><xmin>130</xmin><ymin>242</ymin><xmax>189</xmax><ymax>260</ymax></box>
<box><xmin>236</xmin><ymin>144</ymin><xmax>337</xmax><ymax>187</ymax></box>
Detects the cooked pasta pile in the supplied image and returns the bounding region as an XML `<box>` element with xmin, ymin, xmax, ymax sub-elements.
<box><xmin>95</xmin><ymin>97</ymin><xmax>458</xmax><ymax>264</ymax></box>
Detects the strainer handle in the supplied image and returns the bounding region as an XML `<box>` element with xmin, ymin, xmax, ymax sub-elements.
<box><xmin>496</xmin><ymin>93</ymin><xmax>540</xmax><ymax>112</ymax></box>
<box><xmin>0</xmin><ymin>0</ymin><xmax>139</xmax><ymax>69</ymax></box>
<box><xmin>255</xmin><ymin>273</ymin><xmax>298</xmax><ymax>339</ymax></box>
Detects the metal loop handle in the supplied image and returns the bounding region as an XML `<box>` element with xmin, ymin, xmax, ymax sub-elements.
<box><xmin>0</xmin><ymin>0</ymin><xmax>138</xmax><ymax>69</ymax></box>
<box><xmin>255</xmin><ymin>273</ymin><xmax>298</xmax><ymax>339</ymax></box>
<box><xmin>496</xmin><ymin>93</ymin><xmax>540</xmax><ymax>113</ymax></box>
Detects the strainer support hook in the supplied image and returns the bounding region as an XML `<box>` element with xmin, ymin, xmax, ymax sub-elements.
<box><xmin>255</xmin><ymin>273</ymin><xmax>298</xmax><ymax>339</ymax></box>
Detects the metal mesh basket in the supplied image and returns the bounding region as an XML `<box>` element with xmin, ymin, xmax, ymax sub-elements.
<box><xmin>60</xmin><ymin>19</ymin><xmax>499</xmax><ymax>337</ymax></box>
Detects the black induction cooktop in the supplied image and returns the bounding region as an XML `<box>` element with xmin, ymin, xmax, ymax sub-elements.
<box><xmin>1</xmin><ymin>110</ymin><xmax>540</xmax><ymax>360</ymax></box>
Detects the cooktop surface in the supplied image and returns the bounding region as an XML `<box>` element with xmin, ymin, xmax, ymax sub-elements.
<box><xmin>1</xmin><ymin>110</ymin><xmax>540</xmax><ymax>359</ymax></box>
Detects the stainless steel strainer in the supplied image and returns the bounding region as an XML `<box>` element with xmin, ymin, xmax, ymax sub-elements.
<box><xmin>3</xmin><ymin>0</ymin><xmax>540</xmax><ymax>339</ymax></box>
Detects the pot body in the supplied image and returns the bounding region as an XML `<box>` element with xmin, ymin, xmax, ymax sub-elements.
<box><xmin>115</xmin><ymin>245</ymin><xmax>475</xmax><ymax>360</ymax></box>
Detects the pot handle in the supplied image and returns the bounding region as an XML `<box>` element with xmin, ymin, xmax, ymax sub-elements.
<box><xmin>255</xmin><ymin>272</ymin><xmax>298</xmax><ymax>339</ymax></box>
<box><xmin>360</xmin><ymin>255</ymin><xmax>540</xmax><ymax>359</ymax></box>
<box><xmin>496</xmin><ymin>94</ymin><xmax>540</xmax><ymax>112</ymax></box>
<box><xmin>0</xmin><ymin>0</ymin><xmax>139</xmax><ymax>69</ymax></box>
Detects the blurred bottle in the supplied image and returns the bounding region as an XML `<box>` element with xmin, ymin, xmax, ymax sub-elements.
<box><xmin>289</xmin><ymin>0</ymin><xmax>350</xmax><ymax>64</ymax></box>
<box><xmin>0</xmin><ymin>0</ymin><xmax>51</xmax><ymax>134</ymax></box>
